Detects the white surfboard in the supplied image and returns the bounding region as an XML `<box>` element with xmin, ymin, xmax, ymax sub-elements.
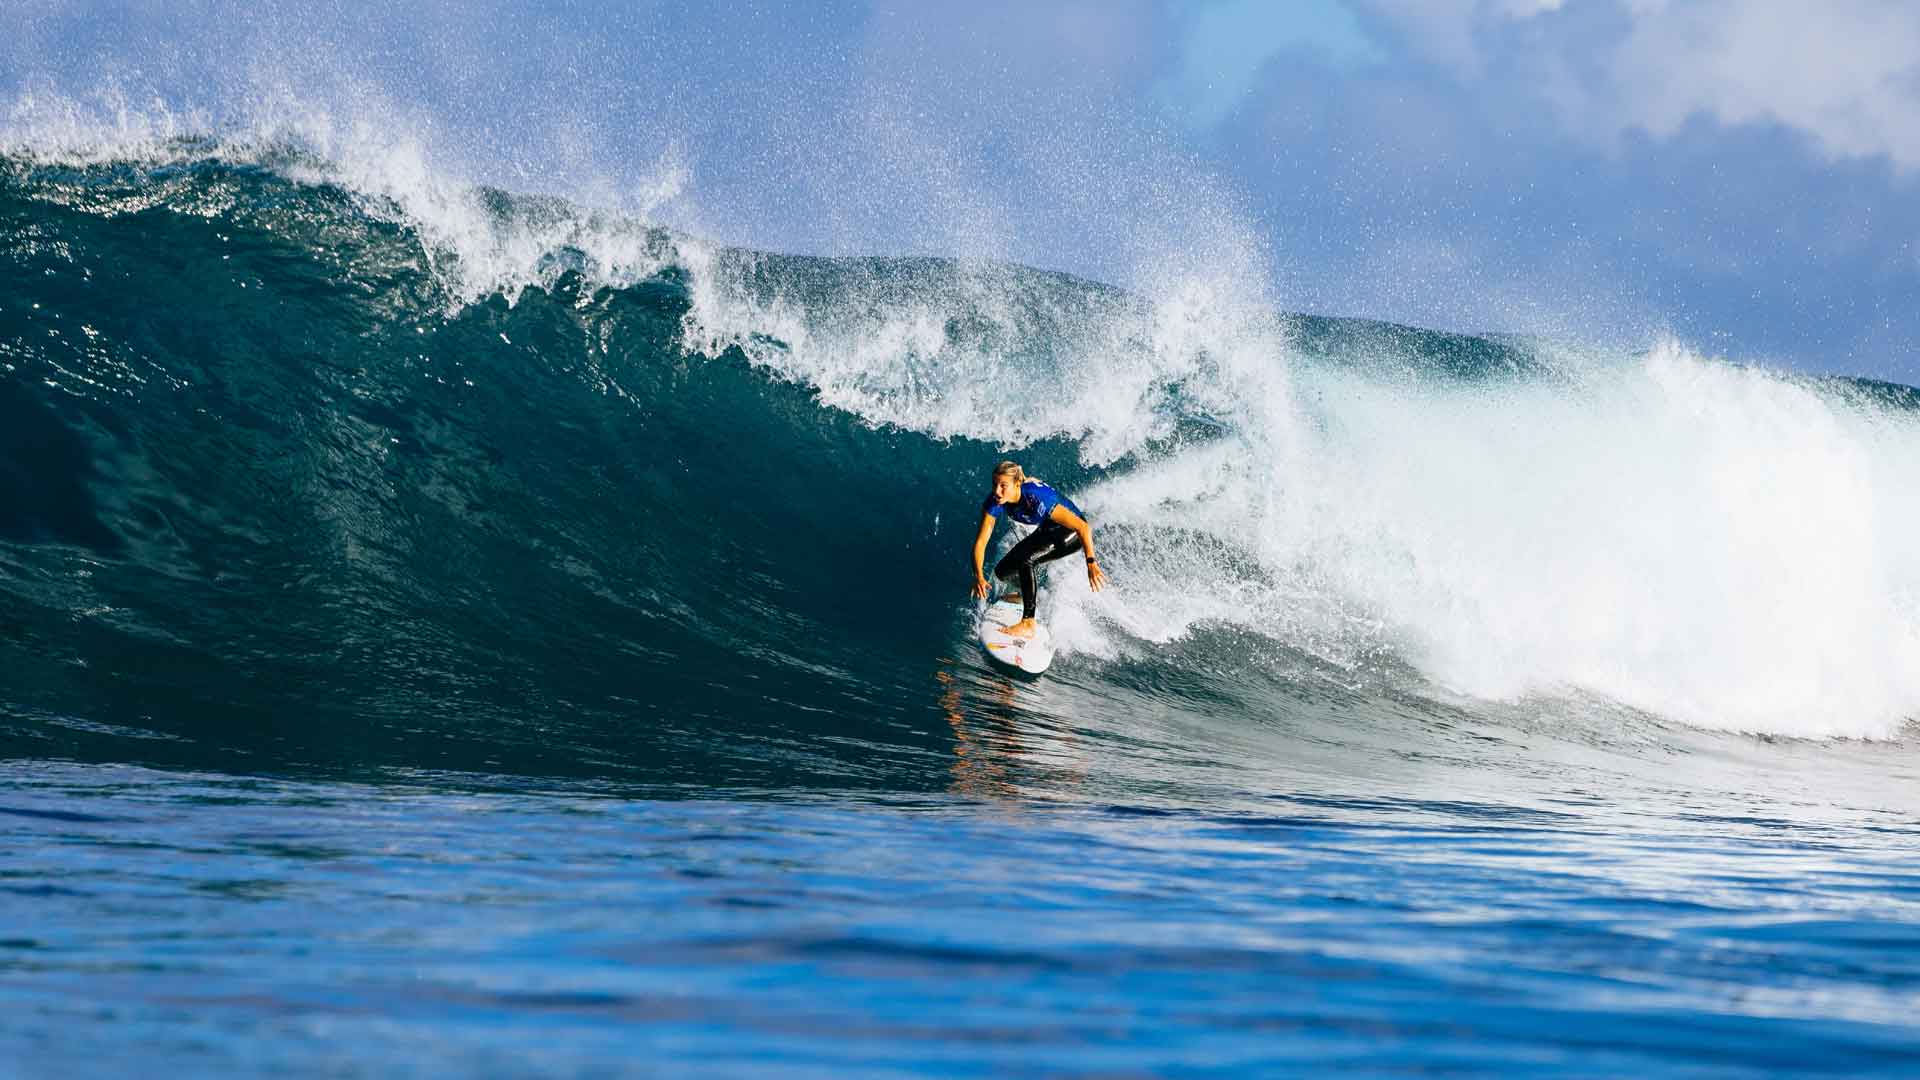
<box><xmin>978</xmin><ymin>596</ymin><xmax>1055</xmax><ymax>675</ymax></box>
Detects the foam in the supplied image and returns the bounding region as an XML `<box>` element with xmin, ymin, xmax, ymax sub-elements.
<box><xmin>1084</xmin><ymin>340</ymin><xmax>1920</xmax><ymax>738</ymax></box>
<box><xmin>2</xmin><ymin>85</ymin><xmax>694</xmax><ymax>309</ymax></box>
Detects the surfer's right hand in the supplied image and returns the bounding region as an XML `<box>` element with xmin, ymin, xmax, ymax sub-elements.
<box><xmin>972</xmin><ymin>575</ymin><xmax>990</xmax><ymax>599</ymax></box>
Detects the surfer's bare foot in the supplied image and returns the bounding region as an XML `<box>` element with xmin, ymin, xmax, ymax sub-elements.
<box><xmin>999</xmin><ymin>593</ymin><xmax>1022</xmax><ymax>606</ymax></box>
<box><xmin>1005</xmin><ymin>618</ymin><xmax>1037</xmax><ymax>640</ymax></box>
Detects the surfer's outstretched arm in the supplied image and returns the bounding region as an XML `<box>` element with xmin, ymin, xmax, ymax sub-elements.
<box><xmin>1048</xmin><ymin>505</ymin><xmax>1105</xmax><ymax>592</ymax></box>
<box><xmin>971</xmin><ymin>512</ymin><xmax>997</xmax><ymax>599</ymax></box>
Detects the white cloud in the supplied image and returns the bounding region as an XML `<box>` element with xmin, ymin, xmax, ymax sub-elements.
<box><xmin>1498</xmin><ymin>0</ymin><xmax>1566</xmax><ymax>14</ymax></box>
<box><xmin>1159</xmin><ymin>0</ymin><xmax>1382</xmax><ymax>128</ymax></box>
<box><xmin>1354</xmin><ymin>0</ymin><xmax>1489</xmax><ymax>75</ymax></box>
<box><xmin>1359</xmin><ymin>0</ymin><xmax>1920</xmax><ymax>170</ymax></box>
<box><xmin>859</xmin><ymin>1</ymin><xmax>1162</xmax><ymax>101</ymax></box>
<box><xmin>1609</xmin><ymin>2</ymin><xmax>1920</xmax><ymax>167</ymax></box>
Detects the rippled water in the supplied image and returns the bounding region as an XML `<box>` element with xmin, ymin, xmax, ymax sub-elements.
<box><xmin>8</xmin><ymin>734</ymin><xmax>1919</xmax><ymax>1076</ymax></box>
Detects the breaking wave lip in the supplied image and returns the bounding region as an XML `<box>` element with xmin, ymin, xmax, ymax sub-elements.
<box><xmin>4</xmin><ymin>121</ymin><xmax>1920</xmax><ymax>748</ymax></box>
<box><xmin>674</xmin><ymin>247</ymin><xmax>1920</xmax><ymax>741</ymax></box>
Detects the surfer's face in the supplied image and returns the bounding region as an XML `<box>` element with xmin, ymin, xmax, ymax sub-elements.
<box><xmin>993</xmin><ymin>475</ymin><xmax>1022</xmax><ymax>504</ymax></box>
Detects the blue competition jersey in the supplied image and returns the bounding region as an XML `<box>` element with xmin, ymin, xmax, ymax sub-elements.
<box><xmin>982</xmin><ymin>480</ymin><xmax>1083</xmax><ymax>528</ymax></box>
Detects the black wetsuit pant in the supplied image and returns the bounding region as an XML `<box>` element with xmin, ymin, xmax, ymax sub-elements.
<box><xmin>993</xmin><ymin>524</ymin><xmax>1084</xmax><ymax>620</ymax></box>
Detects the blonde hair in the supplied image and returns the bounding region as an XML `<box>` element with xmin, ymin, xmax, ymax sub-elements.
<box><xmin>991</xmin><ymin>460</ymin><xmax>1024</xmax><ymax>483</ymax></box>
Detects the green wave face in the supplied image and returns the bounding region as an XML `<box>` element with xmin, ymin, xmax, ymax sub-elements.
<box><xmin>0</xmin><ymin>153</ymin><xmax>1117</xmax><ymax>787</ymax></box>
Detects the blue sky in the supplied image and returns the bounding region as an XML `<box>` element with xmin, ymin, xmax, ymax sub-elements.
<box><xmin>5</xmin><ymin>0</ymin><xmax>1919</xmax><ymax>381</ymax></box>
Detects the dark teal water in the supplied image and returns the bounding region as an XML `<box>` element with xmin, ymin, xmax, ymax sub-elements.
<box><xmin>4</xmin><ymin>149</ymin><xmax>1920</xmax><ymax>1076</ymax></box>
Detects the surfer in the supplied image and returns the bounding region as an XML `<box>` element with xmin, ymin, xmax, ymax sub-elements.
<box><xmin>971</xmin><ymin>460</ymin><xmax>1105</xmax><ymax>639</ymax></box>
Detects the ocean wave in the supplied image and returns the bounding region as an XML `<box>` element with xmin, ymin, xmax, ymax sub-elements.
<box><xmin>1</xmin><ymin>137</ymin><xmax>1916</xmax><ymax>784</ymax></box>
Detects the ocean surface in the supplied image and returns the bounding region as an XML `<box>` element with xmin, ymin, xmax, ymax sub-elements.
<box><xmin>4</xmin><ymin>138</ymin><xmax>1920</xmax><ymax>1076</ymax></box>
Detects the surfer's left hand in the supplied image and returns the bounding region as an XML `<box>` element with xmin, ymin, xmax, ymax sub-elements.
<box><xmin>1087</xmin><ymin>561</ymin><xmax>1106</xmax><ymax>592</ymax></box>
